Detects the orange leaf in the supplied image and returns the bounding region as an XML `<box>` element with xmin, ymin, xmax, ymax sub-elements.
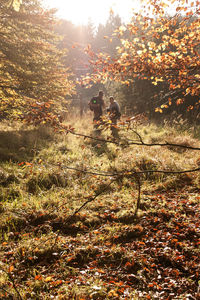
<box><xmin>8</xmin><ymin>266</ymin><xmax>14</xmax><ymax>273</ymax></box>
<box><xmin>35</xmin><ymin>275</ymin><xmax>43</xmax><ymax>281</ymax></box>
<box><xmin>176</xmin><ymin>98</ymin><xmax>183</xmax><ymax>105</ymax></box>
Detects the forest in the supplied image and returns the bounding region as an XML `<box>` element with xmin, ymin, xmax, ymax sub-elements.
<box><xmin>0</xmin><ymin>0</ymin><xmax>200</xmax><ymax>299</ymax></box>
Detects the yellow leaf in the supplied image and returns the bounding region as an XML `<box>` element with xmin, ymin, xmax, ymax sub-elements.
<box><xmin>186</xmin><ymin>88</ymin><xmax>190</xmax><ymax>94</ymax></box>
<box><xmin>108</xmin><ymin>290</ymin><xmax>118</xmax><ymax>297</ymax></box>
<box><xmin>45</xmin><ymin>276</ymin><xmax>53</xmax><ymax>282</ymax></box>
<box><xmin>119</xmin><ymin>25</ymin><xmax>126</xmax><ymax>33</ymax></box>
<box><xmin>155</xmin><ymin>108</ymin><xmax>163</xmax><ymax>113</ymax></box>
<box><xmin>12</xmin><ymin>0</ymin><xmax>22</xmax><ymax>11</ymax></box>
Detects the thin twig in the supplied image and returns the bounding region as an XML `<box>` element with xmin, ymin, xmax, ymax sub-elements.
<box><xmin>66</xmin><ymin>128</ymin><xmax>200</xmax><ymax>151</ymax></box>
<box><xmin>131</xmin><ymin>166</ymin><xmax>200</xmax><ymax>175</ymax></box>
<box><xmin>67</xmin><ymin>129</ymin><xmax>119</xmax><ymax>145</ymax></box>
<box><xmin>57</xmin><ymin>163</ymin><xmax>200</xmax><ymax>176</ymax></box>
<box><xmin>52</xmin><ymin>179</ymin><xmax>115</xmax><ymax>248</ymax></box>
<box><xmin>0</xmin><ymin>266</ymin><xmax>23</xmax><ymax>300</ymax></box>
<box><xmin>127</xmin><ymin>130</ymin><xmax>200</xmax><ymax>151</ymax></box>
<box><xmin>128</xmin><ymin>140</ymin><xmax>200</xmax><ymax>151</ymax></box>
<box><xmin>66</xmin><ymin>180</ymin><xmax>114</xmax><ymax>222</ymax></box>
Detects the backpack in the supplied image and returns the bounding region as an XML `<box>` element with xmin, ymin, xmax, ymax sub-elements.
<box><xmin>89</xmin><ymin>97</ymin><xmax>97</xmax><ymax>111</ymax></box>
<box><xmin>89</xmin><ymin>97</ymin><xmax>101</xmax><ymax>113</ymax></box>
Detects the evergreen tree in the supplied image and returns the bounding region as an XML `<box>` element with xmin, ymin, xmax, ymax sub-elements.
<box><xmin>0</xmin><ymin>0</ymin><xmax>74</xmax><ymax>123</ymax></box>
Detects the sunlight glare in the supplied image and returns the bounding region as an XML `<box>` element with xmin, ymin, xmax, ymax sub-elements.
<box><xmin>44</xmin><ymin>0</ymin><xmax>137</xmax><ymax>25</ymax></box>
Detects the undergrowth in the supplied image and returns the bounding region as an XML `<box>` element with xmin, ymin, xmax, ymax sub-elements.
<box><xmin>0</xmin><ymin>116</ymin><xmax>199</xmax><ymax>299</ymax></box>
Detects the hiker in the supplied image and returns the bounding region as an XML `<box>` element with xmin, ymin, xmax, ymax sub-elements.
<box><xmin>89</xmin><ymin>90</ymin><xmax>105</xmax><ymax>127</ymax></box>
<box><xmin>107</xmin><ymin>96</ymin><xmax>121</xmax><ymax>123</ymax></box>
<box><xmin>107</xmin><ymin>96</ymin><xmax>121</xmax><ymax>138</ymax></box>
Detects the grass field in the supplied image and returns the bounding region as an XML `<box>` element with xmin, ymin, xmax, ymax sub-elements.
<box><xmin>0</xmin><ymin>115</ymin><xmax>200</xmax><ymax>299</ymax></box>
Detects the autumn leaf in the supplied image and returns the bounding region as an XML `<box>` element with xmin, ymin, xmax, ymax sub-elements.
<box><xmin>176</xmin><ymin>98</ymin><xmax>183</xmax><ymax>105</ymax></box>
<box><xmin>8</xmin><ymin>265</ymin><xmax>14</xmax><ymax>273</ymax></box>
<box><xmin>45</xmin><ymin>276</ymin><xmax>53</xmax><ymax>282</ymax></box>
<box><xmin>35</xmin><ymin>275</ymin><xmax>43</xmax><ymax>281</ymax></box>
<box><xmin>12</xmin><ymin>0</ymin><xmax>22</xmax><ymax>11</ymax></box>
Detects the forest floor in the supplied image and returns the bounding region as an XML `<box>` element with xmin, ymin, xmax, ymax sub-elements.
<box><xmin>0</xmin><ymin>116</ymin><xmax>200</xmax><ymax>299</ymax></box>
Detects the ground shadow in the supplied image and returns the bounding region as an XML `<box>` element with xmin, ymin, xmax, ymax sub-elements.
<box><xmin>87</xmin><ymin>129</ymin><xmax>117</xmax><ymax>159</ymax></box>
<box><xmin>0</xmin><ymin>126</ymin><xmax>54</xmax><ymax>162</ymax></box>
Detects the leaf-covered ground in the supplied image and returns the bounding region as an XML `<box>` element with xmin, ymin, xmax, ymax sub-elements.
<box><xmin>1</xmin><ymin>186</ymin><xmax>200</xmax><ymax>299</ymax></box>
<box><xmin>0</xmin><ymin>120</ymin><xmax>200</xmax><ymax>299</ymax></box>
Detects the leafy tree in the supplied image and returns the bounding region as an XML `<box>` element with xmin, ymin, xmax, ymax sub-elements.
<box><xmin>0</xmin><ymin>0</ymin><xmax>74</xmax><ymax>124</ymax></box>
<box><xmin>83</xmin><ymin>0</ymin><xmax>200</xmax><ymax>117</ymax></box>
<box><xmin>3</xmin><ymin>0</ymin><xmax>22</xmax><ymax>11</ymax></box>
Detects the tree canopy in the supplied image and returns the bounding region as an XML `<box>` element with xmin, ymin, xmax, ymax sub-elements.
<box><xmin>0</xmin><ymin>0</ymin><xmax>74</xmax><ymax>124</ymax></box>
<box><xmin>82</xmin><ymin>0</ymin><xmax>200</xmax><ymax>113</ymax></box>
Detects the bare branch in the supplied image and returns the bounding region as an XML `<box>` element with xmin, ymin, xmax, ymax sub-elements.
<box><xmin>65</xmin><ymin>128</ymin><xmax>200</xmax><ymax>151</ymax></box>
<box><xmin>52</xmin><ymin>179</ymin><xmax>115</xmax><ymax>248</ymax></box>
<box><xmin>56</xmin><ymin>163</ymin><xmax>200</xmax><ymax>177</ymax></box>
<box><xmin>66</xmin><ymin>179</ymin><xmax>114</xmax><ymax>222</ymax></box>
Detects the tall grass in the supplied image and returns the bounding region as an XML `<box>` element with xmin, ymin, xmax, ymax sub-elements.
<box><xmin>0</xmin><ymin>116</ymin><xmax>200</xmax><ymax>299</ymax></box>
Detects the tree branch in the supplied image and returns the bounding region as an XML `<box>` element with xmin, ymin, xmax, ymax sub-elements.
<box><xmin>65</xmin><ymin>128</ymin><xmax>200</xmax><ymax>151</ymax></box>
<box><xmin>66</xmin><ymin>179</ymin><xmax>114</xmax><ymax>222</ymax></box>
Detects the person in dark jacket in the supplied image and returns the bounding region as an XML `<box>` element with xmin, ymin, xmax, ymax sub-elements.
<box><xmin>107</xmin><ymin>96</ymin><xmax>121</xmax><ymax>138</ymax></box>
<box><xmin>89</xmin><ymin>91</ymin><xmax>105</xmax><ymax>124</ymax></box>
<box><xmin>108</xmin><ymin>96</ymin><xmax>121</xmax><ymax>123</ymax></box>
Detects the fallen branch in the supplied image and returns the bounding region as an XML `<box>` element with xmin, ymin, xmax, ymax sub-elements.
<box><xmin>56</xmin><ymin>163</ymin><xmax>200</xmax><ymax>177</ymax></box>
<box><xmin>64</xmin><ymin>127</ymin><xmax>200</xmax><ymax>151</ymax></box>
<box><xmin>52</xmin><ymin>179</ymin><xmax>115</xmax><ymax>248</ymax></box>
<box><xmin>66</xmin><ymin>179</ymin><xmax>115</xmax><ymax>222</ymax></box>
